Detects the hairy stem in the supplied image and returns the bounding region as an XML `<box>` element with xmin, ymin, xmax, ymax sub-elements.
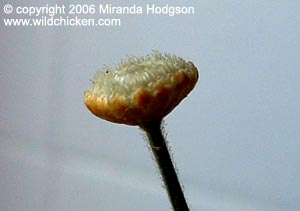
<box><xmin>141</xmin><ymin>120</ymin><xmax>189</xmax><ymax>211</ymax></box>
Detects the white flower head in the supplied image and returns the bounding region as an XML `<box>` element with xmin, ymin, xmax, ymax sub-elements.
<box><xmin>84</xmin><ymin>51</ymin><xmax>199</xmax><ymax>126</ymax></box>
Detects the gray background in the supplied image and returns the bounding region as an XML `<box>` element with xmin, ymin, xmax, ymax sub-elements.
<box><xmin>1</xmin><ymin>0</ymin><xmax>299</xmax><ymax>210</ymax></box>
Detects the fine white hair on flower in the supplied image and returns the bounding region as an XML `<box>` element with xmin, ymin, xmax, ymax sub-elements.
<box><xmin>88</xmin><ymin>51</ymin><xmax>197</xmax><ymax>100</ymax></box>
<box><xmin>84</xmin><ymin>51</ymin><xmax>199</xmax><ymax>126</ymax></box>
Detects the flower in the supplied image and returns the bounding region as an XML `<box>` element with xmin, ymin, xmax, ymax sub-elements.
<box><xmin>84</xmin><ymin>51</ymin><xmax>199</xmax><ymax>126</ymax></box>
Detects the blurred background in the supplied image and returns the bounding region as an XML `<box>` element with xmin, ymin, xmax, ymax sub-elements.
<box><xmin>1</xmin><ymin>0</ymin><xmax>299</xmax><ymax>210</ymax></box>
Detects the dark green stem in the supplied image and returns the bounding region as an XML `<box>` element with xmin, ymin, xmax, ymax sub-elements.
<box><xmin>141</xmin><ymin>120</ymin><xmax>189</xmax><ymax>211</ymax></box>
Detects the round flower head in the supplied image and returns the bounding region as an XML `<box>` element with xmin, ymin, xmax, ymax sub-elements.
<box><xmin>84</xmin><ymin>52</ymin><xmax>199</xmax><ymax>126</ymax></box>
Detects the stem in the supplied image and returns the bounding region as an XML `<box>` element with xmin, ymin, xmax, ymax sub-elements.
<box><xmin>141</xmin><ymin>120</ymin><xmax>189</xmax><ymax>211</ymax></box>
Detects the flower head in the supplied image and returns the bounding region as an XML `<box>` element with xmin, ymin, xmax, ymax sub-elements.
<box><xmin>84</xmin><ymin>51</ymin><xmax>199</xmax><ymax>126</ymax></box>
